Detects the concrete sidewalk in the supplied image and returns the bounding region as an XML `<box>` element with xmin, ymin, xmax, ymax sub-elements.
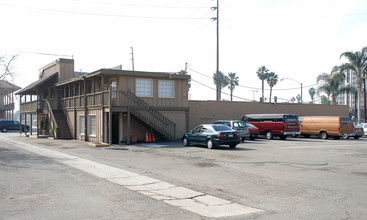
<box><xmin>1</xmin><ymin>134</ymin><xmax>263</xmax><ymax>219</ymax></box>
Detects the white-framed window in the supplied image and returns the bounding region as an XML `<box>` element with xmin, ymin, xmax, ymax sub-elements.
<box><xmin>88</xmin><ymin>115</ymin><xmax>96</xmax><ymax>136</ymax></box>
<box><xmin>158</xmin><ymin>80</ymin><xmax>174</xmax><ymax>98</ymax></box>
<box><xmin>79</xmin><ymin>115</ymin><xmax>85</xmax><ymax>135</ymax></box>
<box><xmin>136</xmin><ymin>79</ymin><xmax>153</xmax><ymax>97</ymax></box>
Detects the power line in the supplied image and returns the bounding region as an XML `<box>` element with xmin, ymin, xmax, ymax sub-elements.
<box><xmin>0</xmin><ymin>3</ymin><xmax>211</xmax><ymax>20</ymax></box>
<box><xmin>188</xmin><ymin>67</ymin><xmax>318</xmax><ymax>91</ymax></box>
<box><xmin>72</xmin><ymin>0</ymin><xmax>211</xmax><ymax>9</ymax></box>
<box><xmin>16</xmin><ymin>51</ymin><xmax>73</xmax><ymax>58</ymax></box>
<box><xmin>190</xmin><ymin>78</ymin><xmax>253</xmax><ymax>101</ymax></box>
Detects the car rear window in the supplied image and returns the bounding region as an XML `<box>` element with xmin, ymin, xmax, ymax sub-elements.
<box><xmin>284</xmin><ymin>115</ymin><xmax>298</xmax><ymax>123</ymax></box>
<box><xmin>212</xmin><ymin>124</ymin><xmax>232</xmax><ymax>131</ymax></box>
<box><xmin>233</xmin><ymin>121</ymin><xmax>247</xmax><ymax>128</ymax></box>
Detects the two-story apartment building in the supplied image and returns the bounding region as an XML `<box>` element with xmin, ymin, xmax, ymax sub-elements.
<box><xmin>16</xmin><ymin>58</ymin><xmax>190</xmax><ymax>144</ymax></box>
<box><xmin>0</xmin><ymin>80</ymin><xmax>20</xmax><ymax>120</ymax></box>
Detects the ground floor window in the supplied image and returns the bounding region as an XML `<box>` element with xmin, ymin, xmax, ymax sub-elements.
<box><xmin>79</xmin><ymin>115</ymin><xmax>85</xmax><ymax>135</ymax></box>
<box><xmin>88</xmin><ymin>115</ymin><xmax>96</xmax><ymax>136</ymax></box>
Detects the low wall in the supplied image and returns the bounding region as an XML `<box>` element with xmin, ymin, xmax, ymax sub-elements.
<box><xmin>188</xmin><ymin>101</ymin><xmax>349</xmax><ymax>130</ymax></box>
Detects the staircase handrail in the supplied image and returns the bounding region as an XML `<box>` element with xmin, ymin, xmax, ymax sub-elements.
<box><xmin>120</xmin><ymin>91</ymin><xmax>176</xmax><ymax>139</ymax></box>
<box><xmin>124</xmin><ymin>91</ymin><xmax>175</xmax><ymax>126</ymax></box>
<box><xmin>44</xmin><ymin>100</ymin><xmax>58</xmax><ymax>138</ymax></box>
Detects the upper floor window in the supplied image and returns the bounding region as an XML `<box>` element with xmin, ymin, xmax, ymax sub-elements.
<box><xmin>158</xmin><ymin>80</ymin><xmax>174</xmax><ymax>98</ymax></box>
<box><xmin>111</xmin><ymin>81</ymin><xmax>117</xmax><ymax>98</ymax></box>
<box><xmin>136</xmin><ymin>79</ymin><xmax>153</xmax><ymax>97</ymax></box>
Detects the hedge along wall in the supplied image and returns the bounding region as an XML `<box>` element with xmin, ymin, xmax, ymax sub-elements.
<box><xmin>188</xmin><ymin>101</ymin><xmax>349</xmax><ymax>130</ymax></box>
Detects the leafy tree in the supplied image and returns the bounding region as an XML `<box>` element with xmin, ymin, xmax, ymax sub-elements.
<box><xmin>296</xmin><ymin>94</ymin><xmax>302</xmax><ymax>103</ymax></box>
<box><xmin>227</xmin><ymin>72</ymin><xmax>239</xmax><ymax>101</ymax></box>
<box><xmin>256</xmin><ymin>66</ymin><xmax>270</xmax><ymax>102</ymax></box>
<box><xmin>308</xmin><ymin>87</ymin><xmax>316</xmax><ymax>103</ymax></box>
<box><xmin>213</xmin><ymin>71</ymin><xmax>229</xmax><ymax>101</ymax></box>
<box><xmin>178</xmin><ymin>70</ymin><xmax>191</xmax><ymax>90</ymax></box>
<box><xmin>316</xmin><ymin>66</ymin><xmax>345</xmax><ymax>105</ymax></box>
<box><xmin>266</xmin><ymin>72</ymin><xmax>278</xmax><ymax>103</ymax></box>
<box><xmin>340</xmin><ymin>46</ymin><xmax>367</xmax><ymax>123</ymax></box>
<box><xmin>291</xmin><ymin>97</ymin><xmax>296</xmax><ymax>103</ymax></box>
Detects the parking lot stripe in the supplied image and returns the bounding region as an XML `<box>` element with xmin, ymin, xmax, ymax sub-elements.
<box><xmin>10</xmin><ymin>140</ymin><xmax>263</xmax><ymax>218</ymax></box>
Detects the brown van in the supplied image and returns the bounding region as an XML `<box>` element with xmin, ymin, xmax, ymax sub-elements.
<box><xmin>299</xmin><ymin>116</ymin><xmax>354</xmax><ymax>139</ymax></box>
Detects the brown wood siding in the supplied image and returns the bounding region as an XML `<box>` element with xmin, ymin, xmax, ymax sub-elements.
<box><xmin>122</xmin><ymin>116</ymin><xmax>150</xmax><ymax>142</ymax></box>
<box><xmin>59</xmin><ymin>62</ymin><xmax>74</xmax><ymax>81</ymax></box>
<box><xmin>75</xmin><ymin>109</ymin><xmax>103</xmax><ymax>142</ymax></box>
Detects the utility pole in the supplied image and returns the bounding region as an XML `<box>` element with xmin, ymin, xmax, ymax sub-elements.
<box><xmin>130</xmin><ymin>47</ymin><xmax>135</xmax><ymax>71</ymax></box>
<box><xmin>211</xmin><ymin>1</ymin><xmax>219</xmax><ymax>101</ymax></box>
<box><xmin>216</xmin><ymin>0</ymin><xmax>220</xmax><ymax>101</ymax></box>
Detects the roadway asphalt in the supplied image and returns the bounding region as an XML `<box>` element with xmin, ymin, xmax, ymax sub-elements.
<box><xmin>1</xmin><ymin>132</ymin><xmax>367</xmax><ymax>219</ymax></box>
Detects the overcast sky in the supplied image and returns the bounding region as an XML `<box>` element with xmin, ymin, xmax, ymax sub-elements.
<box><xmin>1</xmin><ymin>0</ymin><xmax>367</xmax><ymax>103</ymax></box>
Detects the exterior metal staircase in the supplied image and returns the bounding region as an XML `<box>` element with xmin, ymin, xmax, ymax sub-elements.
<box><xmin>121</xmin><ymin>91</ymin><xmax>176</xmax><ymax>140</ymax></box>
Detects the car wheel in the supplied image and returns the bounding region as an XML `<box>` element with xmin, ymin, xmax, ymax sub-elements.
<box><xmin>354</xmin><ymin>136</ymin><xmax>360</xmax><ymax>139</ymax></box>
<box><xmin>229</xmin><ymin>144</ymin><xmax>237</xmax><ymax>148</ymax></box>
<box><xmin>250</xmin><ymin>137</ymin><xmax>256</xmax><ymax>140</ymax></box>
<box><xmin>182</xmin><ymin>137</ymin><xmax>190</xmax><ymax>146</ymax></box>
<box><xmin>241</xmin><ymin>138</ymin><xmax>245</xmax><ymax>142</ymax></box>
<box><xmin>207</xmin><ymin>139</ymin><xmax>214</xmax><ymax>149</ymax></box>
<box><xmin>265</xmin><ymin>130</ymin><xmax>273</xmax><ymax>140</ymax></box>
<box><xmin>279</xmin><ymin>135</ymin><xmax>287</xmax><ymax>140</ymax></box>
<box><xmin>1</xmin><ymin>128</ymin><xmax>8</xmax><ymax>133</ymax></box>
<box><xmin>319</xmin><ymin>131</ymin><xmax>328</xmax><ymax>139</ymax></box>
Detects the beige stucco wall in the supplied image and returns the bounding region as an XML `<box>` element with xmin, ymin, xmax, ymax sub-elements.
<box><xmin>188</xmin><ymin>101</ymin><xmax>350</xmax><ymax>130</ymax></box>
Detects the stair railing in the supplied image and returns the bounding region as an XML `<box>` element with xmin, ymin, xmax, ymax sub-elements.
<box><xmin>118</xmin><ymin>91</ymin><xmax>176</xmax><ymax>139</ymax></box>
<box><xmin>44</xmin><ymin>100</ymin><xmax>58</xmax><ymax>139</ymax></box>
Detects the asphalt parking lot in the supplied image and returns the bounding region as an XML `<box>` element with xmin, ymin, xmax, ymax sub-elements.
<box><xmin>1</xmin><ymin>132</ymin><xmax>367</xmax><ymax>219</ymax></box>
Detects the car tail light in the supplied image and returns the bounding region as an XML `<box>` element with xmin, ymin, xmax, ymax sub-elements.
<box><xmin>217</xmin><ymin>134</ymin><xmax>226</xmax><ymax>138</ymax></box>
<box><xmin>236</xmin><ymin>133</ymin><xmax>241</xmax><ymax>137</ymax></box>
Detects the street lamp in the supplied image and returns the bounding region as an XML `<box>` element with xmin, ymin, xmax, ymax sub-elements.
<box><xmin>281</xmin><ymin>77</ymin><xmax>303</xmax><ymax>103</ymax></box>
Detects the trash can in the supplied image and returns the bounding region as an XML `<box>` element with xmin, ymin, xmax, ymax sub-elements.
<box><xmin>130</xmin><ymin>135</ymin><xmax>138</xmax><ymax>143</ymax></box>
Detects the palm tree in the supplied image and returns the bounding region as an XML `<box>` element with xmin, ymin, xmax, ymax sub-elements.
<box><xmin>296</xmin><ymin>94</ymin><xmax>302</xmax><ymax>103</ymax></box>
<box><xmin>316</xmin><ymin>66</ymin><xmax>345</xmax><ymax>105</ymax></box>
<box><xmin>308</xmin><ymin>87</ymin><xmax>316</xmax><ymax>103</ymax></box>
<box><xmin>213</xmin><ymin>71</ymin><xmax>229</xmax><ymax>101</ymax></box>
<box><xmin>321</xmin><ymin>95</ymin><xmax>331</xmax><ymax>105</ymax></box>
<box><xmin>256</xmin><ymin>66</ymin><xmax>270</xmax><ymax>102</ymax></box>
<box><xmin>340</xmin><ymin>46</ymin><xmax>367</xmax><ymax>123</ymax></box>
<box><xmin>266</xmin><ymin>72</ymin><xmax>278</xmax><ymax>103</ymax></box>
<box><xmin>227</xmin><ymin>72</ymin><xmax>239</xmax><ymax>101</ymax></box>
<box><xmin>339</xmin><ymin>85</ymin><xmax>358</xmax><ymax>122</ymax></box>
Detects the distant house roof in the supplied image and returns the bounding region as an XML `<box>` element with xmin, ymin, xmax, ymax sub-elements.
<box><xmin>0</xmin><ymin>80</ymin><xmax>21</xmax><ymax>95</ymax></box>
<box><xmin>74</xmin><ymin>71</ymin><xmax>88</xmax><ymax>77</ymax></box>
<box><xmin>56</xmin><ymin>69</ymin><xmax>191</xmax><ymax>86</ymax></box>
<box><xmin>15</xmin><ymin>73</ymin><xmax>58</xmax><ymax>95</ymax></box>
